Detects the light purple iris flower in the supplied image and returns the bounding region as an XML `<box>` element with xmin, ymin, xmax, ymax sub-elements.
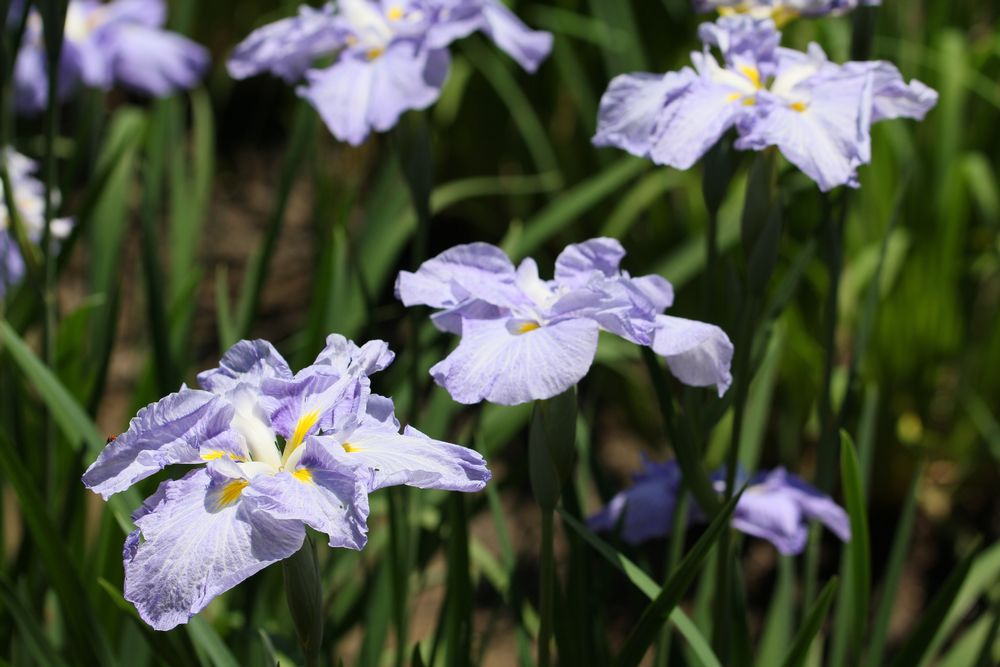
<box><xmin>1</xmin><ymin>149</ymin><xmax>73</xmax><ymax>298</ymax></box>
<box><xmin>589</xmin><ymin>459</ymin><xmax>851</xmax><ymax>556</ymax></box>
<box><xmin>228</xmin><ymin>0</ymin><xmax>552</xmax><ymax>146</ymax></box>
<box><xmin>395</xmin><ymin>238</ymin><xmax>734</xmax><ymax>406</ymax></box>
<box><xmin>13</xmin><ymin>0</ymin><xmax>209</xmax><ymax>115</ymax></box>
<box><xmin>83</xmin><ymin>335</ymin><xmax>490</xmax><ymax>631</ymax></box>
<box><xmin>593</xmin><ymin>16</ymin><xmax>937</xmax><ymax>192</ymax></box>
<box><xmin>694</xmin><ymin>1</ymin><xmax>880</xmax><ymax>22</ymax></box>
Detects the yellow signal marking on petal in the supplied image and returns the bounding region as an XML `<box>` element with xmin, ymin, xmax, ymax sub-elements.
<box><xmin>215</xmin><ymin>480</ymin><xmax>249</xmax><ymax>508</ymax></box>
<box><xmin>517</xmin><ymin>322</ymin><xmax>541</xmax><ymax>334</ymax></box>
<box><xmin>366</xmin><ymin>47</ymin><xmax>385</xmax><ymax>61</ymax></box>
<box><xmin>290</xmin><ymin>410</ymin><xmax>320</xmax><ymax>450</ymax></box>
<box><xmin>387</xmin><ymin>6</ymin><xmax>404</xmax><ymax>20</ymax></box>
<box><xmin>342</xmin><ymin>442</ymin><xmax>363</xmax><ymax>453</ymax></box>
<box><xmin>726</xmin><ymin>92</ymin><xmax>742</xmax><ymax>103</ymax></box>
<box><xmin>739</xmin><ymin>65</ymin><xmax>763</xmax><ymax>90</ymax></box>
<box><xmin>742</xmin><ymin>97</ymin><xmax>757</xmax><ymax>106</ymax></box>
<box><xmin>292</xmin><ymin>468</ymin><xmax>314</xmax><ymax>483</ymax></box>
<box><xmin>790</xmin><ymin>101</ymin><xmax>808</xmax><ymax>112</ymax></box>
<box><xmin>772</xmin><ymin>8</ymin><xmax>799</xmax><ymax>27</ymax></box>
<box><xmin>201</xmin><ymin>451</ymin><xmax>246</xmax><ymax>462</ymax></box>
<box><xmin>718</xmin><ymin>8</ymin><xmax>736</xmax><ymax>16</ymax></box>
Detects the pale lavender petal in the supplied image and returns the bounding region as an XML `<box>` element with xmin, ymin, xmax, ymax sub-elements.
<box><xmin>593</xmin><ymin>70</ymin><xmax>696</xmax><ymax>157</ymax></box>
<box><xmin>736</xmin><ymin>71</ymin><xmax>873</xmax><ymax>191</ymax></box>
<box><xmin>124</xmin><ymin>468</ymin><xmax>304</xmax><ymax>631</ymax></box>
<box><xmin>100</xmin><ymin>24</ymin><xmax>209</xmax><ymax>96</ymax></box>
<box><xmin>322</xmin><ymin>420</ymin><xmax>491</xmax><ymax>492</ymax></box>
<box><xmin>652</xmin><ymin>315</ymin><xmax>734</xmax><ymax>396</ymax></box>
<box><xmin>648</xmin><ymin>72</ymin><xmax>746</xmax><ymax>170</ymax></box>
<box><xmin>698</xmin><ymin>14</ymin><xmax>780</xmax><ymax>67</ymax></box>
<box><xmin>298</xmin><ymin>44</ymin><xmax>449</xmax><ymax>146</ymax></box>
<box><xmin>478</xmin><ymin>0</ymin><xmax>552</xmax><ymax>73</ymax></box>
<box><xmin>242</xmin><ymin>441</ymin><xmax>369</xmax><ymax>549</ymax></box>
<box><xmin>263</xmin><ymin>370</ymin><xmax>369</xmax><ymax>441</ymax></box>
<box><xmin>430</xmin><ymin>316</ymin><xmax>599</xmax><ymax>405</ymax></box>
<box><xmin>227</xmin><ymin>4</ymin><xmax>341</xmax><ymax>82</ymax></box>
<box><xmin>842</xmin><ymin>60</ymin><xmax>938</xmax><ymax>123</ymax></box>
<box><xmin>732</xmin><ymin>487</ymin><xmax>808</xmax><ymax>555</ymax></box>
<box><xmin>104</xmin><ymin>0</ymin><xmax>166</xmax><ymax>26</ymax></box>
<box><xmin>82</xmin><ymin>389</ymin><xmax>237</xmax><ymax>499</ymax></box>
<box><xmin>775</xmin><ymin>469</ymin><xmax>852</xmax><ymax>541</ymax></box>
<box><xmin>312</xmin><ymin>335</ymin><xmax>395</xmax><ymax>377</ymax></box>
<box><xmin>554</xmin><ymin>237</ymin><xmax>626</xmax><ymax>288</ymax></box>
<box><xmin>197</xmin><ymin>339</ymin><xmax>293</xmax><ymax>395</ymax></box>
<box><xmin>395</xmin><ymin>242</ymin><xmax>519</xmax><ymax>310</ymax></box>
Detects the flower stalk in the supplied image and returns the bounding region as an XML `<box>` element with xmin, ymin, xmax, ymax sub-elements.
<box><xmin>283</xmin><ymin>536</ymin><xmax>324</xmax><ymax>667</ymax></box>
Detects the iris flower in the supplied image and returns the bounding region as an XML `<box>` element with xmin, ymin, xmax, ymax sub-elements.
<box><xmin>694</xmin><ymin>0</ymin><xmax>880</xmax><ymax>24</ymax></box>
<box><xmin>589</xmin><ymin>459</ymin><xmax>850</xmax><ymax>555</ymax></box>
<box><xmin>12</xmin><ymin>0</ymin><xmax>209</xmax><ymax>114</ymax></box>
<box><xmin>0</xmin><ymin>149</ymin><xmax>73</xmax><ymax>298</ymax></box>
<box><xmin>83</xmin><ymin>336</ymin><xmax>490</xmax><ymax>631</ymax></box>
<box><xmin>593</xmin><ymin>15</ymin><xmax>937</xmax><ymax>191</ymax></box>
<box><xmin>396</xmin><ymin>238</ymin><xmax>733</xmax><ymax>406</ymax></box>
<box><xmin>228</xmin><ymin>0</ymin><xmax>552</xmax><ymax>146</ymax></box>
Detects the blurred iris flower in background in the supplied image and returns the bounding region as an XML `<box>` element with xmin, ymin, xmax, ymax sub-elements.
<box><xmin>228</xmin><ymin>0</ymin><xmax>552</xmax><ymax>145</ymax></box>
<box><xmin>589</xmin><ymin>459</ymin><xmax>851</xmax><ymax>555</ymax></box>
<box><xmin>593</xmin><ymin>15</ymin><xmax>937</xmax><ymax>191</ymax></box>
<box><xmin>82</xmin><ymin>335</ymin><xmax>490</xmax><ymax>631</ymax></box>
<box><xmin>396</xmin><ymin>237</ymin><xmax>733</xmax><ymax>406</ymax></box>
<box><xmin>693</xmin><ymin>0</ymin><xmax>880</xmax><ymax>24</ymax></box>
<box><xmin>0</xmin><ymin>149</ymin><xmax>73</xmax><ymax>298</ymax></box>
<box><xmin>12</xmin><ymin>0</ymin><xmax>210</xmax><ymax>114</ymax></box>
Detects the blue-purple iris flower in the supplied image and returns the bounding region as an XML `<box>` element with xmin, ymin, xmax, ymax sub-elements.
<box><xmin>1</xmin><ymin>149</ymin><xmax>73</xmax><ymax>298</ymax></box>
<box><xmin>227</xmin><ymin>0</ymin><xmax>552</xmax><ymax>146</ymax></box>
<box><xmin>82</xmin><ymin>335</ymin><xmax>490</xmax><ymax>631</ymax></box>
<box><xmin>396</xmin><ymin>238</ymin><xmax>734</xmax><ymax>406</ymax></box>
<box><xmin>589</xmin><ymin>459</ymin><xmax>850</xmax><ymax>555</ymax></box>
<box><xmin>694</xmin><ymin>0</ymin><xmax>880</xmax><ymax>22</ymax></box>
<box><xmin>593</xmin><ymin>16</ymin><xmax>937</xmax><ymax>192</ymax></box>
<box><xmin>13</xmin><ymin>0</ymin><xmax>210</xmax><ymax>114</ymax></box>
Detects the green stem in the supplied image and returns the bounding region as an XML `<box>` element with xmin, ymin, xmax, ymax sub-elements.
<box><xmin>283</xmin><ymin>537</ymin><xmax>324</xmax><ymax>667</ymax></box>
<box><xmin>538</xmin><ymin>507</ymin><xmax>555</xmax><ymax>667</ymax></box>
<box><xmin>387</xmin><ymin>487</ymin><xmax>410</xmax><ymax>667</ymax></box>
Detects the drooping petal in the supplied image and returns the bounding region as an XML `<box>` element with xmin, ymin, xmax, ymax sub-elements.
<box><xmin>652</xmin><ymin>315</ymin><xmax>734</xmax><ymax>396</ymax></box>
<box><xmin>430</xmin><ymin>316</ymin><xmax>600</xmax><ymax>405</ymax></box>
<box><xmin>312</xmin><ymin>335</ymin><xmax>395</xmax><ymax>378</ymax></box>
<box><xmin>394</xmin><ymin>241</ymin><xmax>519</xmax><ymax>310</ymax></box>
<box><xmin>242</xmin><ymin>441</ymin><xmax>369</xmax><ymax>549</ymax></box>
<box><xmin>841</xmin><ymin>60</ymin><xmax>938</xmax><ymax>123</ymax></box>
<box><xmin>99</xmin><ymin>23</ymin><xmax>209</xmax><ymax>96</ymax></box>
<box><xmin>478</xmin><ymin>0</ymin><xmax>552</xmax><ymax>73</ymax></box>
<box><xmin>736</xmin><ymin>70</ymin><xmax>873</xmax><ymax>191</ymax></box>
<box><xmin>773</xmin><ymin>469</ymin><xmax>851</xmax><ymax>541</ymax></box>
<box><xmin>298</xmin><ymin>43</ymin><xmax>449</xmax><ymax>146</ymax></box>
<box><xmin>82</xmin><ymin>389</ymin><xmax>237</xmax><ymax>499</ymax></box>
<box><xmin>124</xmin><ymin>468</ymin><xmax>304</xmax><ymax>631</ymax></box>
<box><xmin>227</xmin><ymin>3</ymin><xmax>341</xmax><ymax>82</ymax></box>
<box><xmin>593</xmin><ymin>70</ymin><xmax>697</xmax><ymax>157</ymax></box>
<box><xmin>197</xmin><ymin>339</ymin><xmax>294</xmax><ymax>396</ymax></box>
<box><xmin>323</xmin><ymin>420</ymin><xmax>491</xmax><ymax>492</ymax></box>
<box><xmin>732</xmin><ymin>486</ymin><xmax>809</xmax><ymax>555</ymax></box>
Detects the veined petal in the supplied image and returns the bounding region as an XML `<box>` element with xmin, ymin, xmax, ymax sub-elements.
<box><xmin>394</xmin><ymin>242</ymin><xmax>519</xmax><ymax>310</ymax></box>
<box><xmin>227</xmin><ymin>3</ymin><xmax>341</xmax><ymax>82</ymax></box>
<box><xmin>242</xmin><ymin>441</ymin><xmax>369</xmax><ymax>549</ymax></box>
<box><xmin>841</xmin><ymin>60</ymin><xmax>938</xmax><ymax>123</ymax></box>
<box><xmin>197</xmin><ymin>339</ymin><xmax>293</xmax><ymax>396</ymax></box>
<box><xmin>312</xmin><ymin>335</ymin><xmax>395</xmax><ymax>377</ymax></box>
<box><xmin>430</xmin><ymin>316</ymin><xmax>599</xmax><ymax>405</ymax></box>
<box><xmin>652</xmin><ymin>315</ymin><xmax>734</xmax><ymax>396</ymax></box>
<box><xmin>593</xmin><ymin>69</ymin><xmax>697</xmax><ymax>157</ymax></box>
<box><xmin>82</xmin><ymin>389</ymin><xmax>236</xmax><ymax>499</ymax></box>
<box><xmin>104</xmin><ymin>0</ymin><xmax>167</xmax><ymax>27</ymax></box>
<box><xmin>124</xmin><ymin>468</ymin><xmax>304</xmax><ymax>631</ymax></box>
<box><xmin>736</xmin><ymin>69</ymin><xmax>873</xmax><ymax>191</ymax></box>
<box><xmin>324</xmin><ymin>421</ymin><xmax>491</xmax><ymax>492</ymax></box>
<box><xmin>298</xmin><ymin>44</ymin><xmax>449</xmax><ymax>146</ymax></box>
<box><xmin>648</xmin><ymin>73</ymin><xmax>747</xmax><ymax>170</ymax></box>
<box><xmin>478</xmin><ymin>0</ymin><xmax>552</xmax><ymax>73</ymax></box>
<box><xmin>554</xmin><ymin>237</ymin><xmax>626</xmax><ymax>288</ymax></box>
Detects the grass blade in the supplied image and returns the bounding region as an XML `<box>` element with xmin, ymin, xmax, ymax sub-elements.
<box><xmin>559</xmin><ymin>510</ymin><xmax>721</xmax><ymax>667</ymax></box>
<box><xmin>838</xmin><ymin>430</ymin><xmax>872</xmax><ymax>651</ymax></box>
<box><xmin>780</xmin><ymin>578</ymin><xmax>839</xmax><ymax>667</ymax></box>
<box><xmin>613</xmin><ymin>489</ymin><xmax>743</xmax><ymax>667</ymax></box>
